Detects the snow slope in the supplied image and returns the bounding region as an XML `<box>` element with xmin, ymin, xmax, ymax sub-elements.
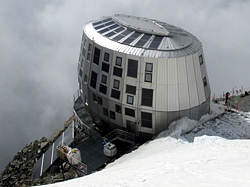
<box><xmin>43</xmin><ymin>103</ymin><xmax>250</xmax><ymax>187</ymax></box>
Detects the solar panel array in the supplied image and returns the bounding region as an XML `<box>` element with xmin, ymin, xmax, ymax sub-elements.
<box><xmin>92</xmin><ymin>15</ymin><xmax>191</xmax><ymax>50</ymax></box>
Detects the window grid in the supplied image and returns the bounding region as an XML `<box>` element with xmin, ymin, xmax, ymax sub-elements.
<box><xmin>127</xmin><ymin>95</ymin><xmax>134</xmax><ymax>105</ymax></box>
<box><xmin>113</xmin><ymin>79</ymin><xmax>120</xmax><ymax>89</ymax></box>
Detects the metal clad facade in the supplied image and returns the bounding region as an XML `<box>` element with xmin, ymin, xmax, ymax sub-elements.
<box><xmin>78</xmin><ymin>14</ymin><xmax>211</xmax><ymax>139</ymax></box>
<box><xmin>186</xmin><ymin>55</ymin><xmax>199</xmax><ymax>107</ymax></box>
<box><xmin>193</xmin><ymin>53</ymin><xmax>206</xmax><ymax>104</ymax></box>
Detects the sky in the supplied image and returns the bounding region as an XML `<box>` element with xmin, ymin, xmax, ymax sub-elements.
<box><xmin>0</xmin><ymin>0</ymin><xmax>250</xmax><ymax>171</ymax></box>
<box><xmin>44</xmin><ymin>103</ymin><xmax>250</xmax><ymax>187</ymax></box>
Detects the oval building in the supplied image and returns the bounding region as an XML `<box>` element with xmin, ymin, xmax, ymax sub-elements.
<box><xmin>77</xmin><ymin>14</ymin><xmax>211</xmax><ymax>139</ymax></box>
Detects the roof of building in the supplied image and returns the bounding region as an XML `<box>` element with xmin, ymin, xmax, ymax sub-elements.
<box><xmin>84</xmin><ymin>14</ymin><xmax>202</xmax><ymax>58</ymax></box>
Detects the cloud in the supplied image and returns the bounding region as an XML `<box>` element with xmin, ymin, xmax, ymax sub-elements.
<box><xmin>1</xmin><ymin>0</ymin><xmax>250</xmax><ymax>171</ymax></box>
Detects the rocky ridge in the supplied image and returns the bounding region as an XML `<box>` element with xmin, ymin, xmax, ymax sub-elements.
<box><xmin>0</xmin><ymin>116</ymin><xmax>74</xmax><ymax>187</ymax></box>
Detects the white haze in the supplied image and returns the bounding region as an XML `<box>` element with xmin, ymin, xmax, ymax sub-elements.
<box><xmin>1</xmin><ymin>0</ymin><xmax>250</xmax><ymax>171</ymax></box>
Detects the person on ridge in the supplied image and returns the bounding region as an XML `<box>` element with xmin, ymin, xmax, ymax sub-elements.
<box><xmin>225</xmin><ymin>92</ymin><xmax>230</xmax><ymax>103</ymax></box>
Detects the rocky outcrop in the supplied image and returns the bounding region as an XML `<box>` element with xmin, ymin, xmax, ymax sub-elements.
<box><xmin>0</xmin><ymin>137</ymin><xmax>50</xmax><ymax>186</ymax></box>
<box><xmin>0</xmin><ymin>115</ymin><xmax>75</xmax><ymax>187</ymax></box>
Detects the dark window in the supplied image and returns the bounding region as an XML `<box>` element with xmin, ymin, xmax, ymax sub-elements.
<box><xmin>111</xmin><ymin>89</ymin><xmax>120</xmax><ymax>100</ymax></box>
<box><xmin>122</xmin><ymin>32</ymin><xmax>141</xmax><ymax>45</ymax></box>
<box><xmin>116</xmin><ymin>57</ymin><xmax>122</xmax><ymax>66</ymax></box>
<box><xmin>90</xmin><ymin>71</ymin><xmax>97</xmax><ymax>89</ymax></box>
<box><xmin>97</xmin><ymin>97</ymin><xmax>102</xmax><ymax>105</ymax></box>
<box><xmin>113</xmin><ymin>67</ymin><xmax>123</xmax><ymax>77</ymax></box>
<box><xmin>102</xmin><ymin>62</ymin><xmax>110</xmax><ymax>73</ymax></box>
<box><xmin>87</xmin><ymin>53</ymin><xmax>91</xmax><ymax>61</ymax></box>
<box><xmin>88</xmin><ymin>44</ymin><xmax>92</xmax><ymax>52</ymax></box>
<box><xmin>203</xmin><ymin>77</ymin><xmax>207</xmax><ymax>87</ymax></box>
<box><xmin>141</xmin><ymin>112</ymin><xmax>152</xmax><ymax>128</ymax></box>
<box><xmin>84</xmin><ymin>74</ymin><xmax>88</xmax><ymax>83</ymax></box>
<box><xmin>127</xmin><ymin>95</ymin><xmax>134</xmax><ymax>105</ymax></box>
<box><xmin>134</xmin><ymin>34</ymin><xmax>151</xmax><ymax>47</ymax></box>
<box><xmin>93</xmin><ymin>93</ymin><xmax>97</xmax><ymax>102</ymax></box>
<box><xmin>126</xmin><ymin>85</ymin><xmax>136</xmax><ymax>95</ymax></box>
<box><xmin>113</xmin><ymin>80</ymin><xmax>120</xmax><ymax>89</ymax></box>
<box><xmin>93</xmin><ymin>47</ymin><xmax>101</xmax><ymax>65</ymax></box>
<box><xmin>99</xmin><ymin>84</ymin><xmax>107</xmax><ymax>94</ymax></box>
<box><xmin>110</xmin><ymin>111</ymin><xmax>115</xmax><ymax>119</ymax></box>
<box><xmin>82</xmin><ymin>47</ymin><xmax>86</xmax><ymax>57</ymax></box>
<box><xmin>125</xmin><ymin>108</ymin><xmax>135</xmax><ymax>117</ymax></box>
<box><xmin>145</xmin><ymin>63</ymin><xmax>153</xmax><ymax>72</ymax></box>
<box><xmin>199</xmin><ymin>55</ymin><xmax>203</xmax><ymax>65</ymax></box>
<box><xmin>127</xmin><ymin>59</ymin><xmax>138</xmax><ymax>78</ymax></box>
<box><xmin>101</xmin><ymin>75</ymin><xmax>107</xmax><ymax>84</ymax></box>
<box><xmin>104</xmin><ymin>52</ymin><xmax>110</xmax><ymax>62</ymax></box>
<box><xmin>103</xmin><ymin>108</ymin><xmax>108</xmax><ymax>116</ymax></box>
<box><xmin>105</xmin><ymin>31</ymin><xmax>116</xmax><ymax>37</ymax></box>
<box><xmin>145</xmin><ymin>73</ymin><xmax>152</xmax><ymax>82</ymax></box>
<box><xmin>141</xmin><ymin>88</ymin><xmax>153</xmax><ymax>107</ymax></box>
<box><xmin>99</xmin><ymin>28</ymin><xmax>109</xmax><ymax>34</ymax></box>
<box><xmin>148</xmin><ymin>36</ymin><xmax>163</xmax><ymax>49</ymax></box>
<box><xmin>115</xmin><ymin>104</ymin><xmax>121</xmax><ymax>113</ymax></box>
<box><xmin>79</xmin><ymin>68</ymin><xmax>83</xmax><ymax>77</ymax></box>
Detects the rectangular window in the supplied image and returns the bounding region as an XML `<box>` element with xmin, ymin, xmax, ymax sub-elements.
<box><xmin>145</xmin><ymin>63</ymin><xmax>153</xmax><ymax>72</ymax></box>
<box><xmin>111</xmin><ymin>89</ymin><xmax>120</xmax><ymax>100</ymax></box>
<box><xmin>127</xmin><ymin>95</ymin><xmax>134</xmax><ymax>105</ymax></box>
<box><xmin>88</xmin><ymin>44</ymin><xmax>92</xmax><ymax>52</ymax></box>
<box><xmin>101</xmin><ymin>75</ymin><xmax>107</xmax><ymax>84</ymax></box>
<box><xmin>145</xmin><ymin>63</ymin><xmax>153</xmax><ymax>82</ymax></box>
<box><xmin>79</xmin><ymin>68</ymin><xmax>83</xmax><ymax>77</ymax></box>
<box><xmin>125</xmin><ymin>108</ymin><xmax>135</xmax><ymax>117</ymax></box>
<box><xmin>115</xmin><ymin>104</ymin><xmax>121</xmax><ymax>113</ymax></box>
<box><xmin>103</xmin><ymin>107</ymin><xmax>108</xmax><ymax>116</ymax></box>
<box><xmin>93</xmin><ymin>93</ymin><xmax>97</xmax><ymax>102</ymax></box>
<box><xmin>82</xmin><ymin>47</ymin><xmax>86</xmax><ymax>57</ymax></box>
<box><xmin>113</xmin><ymin>79</ymin><xmax>120</xmax><ymax>89</ymax></box>
<box><xmin>199</xmin><ymin>55</ymin><xmax>203</xmax><ymax>65</ymax></box>
<box><xmin>104</xmin><ymin>52</ymin><xmax>110</xmax><ymax>62</ymax></box>
<box><xmin>203</xmin><ymin>77</ymin><xmax>207</xmax><ymax>87</ymax></box>
<box><xmin>87</xmin><ymin>53</ymin><xmax>91</xmax><ymax>61</ymax></box>
<box><xmin>116</xmin><ymin>57</ymin><xmax>122</xmax><ymax>66</ymax></box>
<box><xmin>90</xmin><ymin>71</ymin><xmax>97</xmax><ymax>89</ymax></box>
<box><xmin>102</xmin><ymin>62</ymin><xmax>110</xmax><ymax>73</ymax></box>
<box><xmin>145</xmin><ymin>73</ymin><xmax>152</xmax><ymax>82</ymax></box>
<box><xmin>113</xmin><ymin>67</ymin><xmax>123</xmax><ymax>77</ymax></box>
<box><xmin>141</xmin><ymin>88</ymin><xmax>153</xmax><ymax>107</ymax></box>
<box><xmin>110</xmin><ymin>111</ymin><xmax>115</xmax><ymax>119</ymax></box>
<box><xmin>141</xmin><ymin>112</ymin><xmax>152</xmax><ymax>128</ymax></box>
<box><xmin>84</xmin><ymin>74</ymin><xmax>88</xmax><ymax>83</ymax></box>
<box><xmin>93</xmin><ymin>47</ymin><xmax>101</xmax><ymax>65</ymax></box>
<box><xmin>99</xmin><ymin>84</ymin><xmax>107</xmax><ymax>94</ymax></box>
<box><xmin>126</xmin><ymin>85</ymin><xmax>136</xmax><ymax>95</ymax></box>
<box><xmin>97</xmin><ymin>97</ymin><xmax>102</xmax><ymax>105</ymax></box>
<box><xmin>127</xmin><ymin>59</ymin><xmax>138</xmax><ymax>78</ymax></box>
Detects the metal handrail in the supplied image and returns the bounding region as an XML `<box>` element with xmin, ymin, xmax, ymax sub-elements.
<box><xmin>103</xmin><ymin>129</ymin><xmax>135</xmax><ymax>144</ymax></box>
<box><xmin>73</xmin><ymin>109</ymin><xmax>90</xmax><ymax>136</ymax></box>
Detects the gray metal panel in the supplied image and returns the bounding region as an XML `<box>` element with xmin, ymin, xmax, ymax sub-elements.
<box><xmin>155</xmin><ymin>111</ymin><xmax>168</xmax><ymax>134</ymax></box>
<box><xmin>167</xmin><ymin>111</ymin><xmax>180</xmax><ymax>125</ymax></box>
<box><xmin>176</xmin><ymin>57</ymin><xmax>187</xmax><ymax>84</ymax></box>
<box><xmin>156</xmin><ymin>85</ymin><xmax>168</xmax><ymax>111</ymax></box>
<box><xmin>186</xmin><ymin>55</ymin><xmax>199</xmax><ymax>107</ymax></box>
<box><xmin>168</xmin><ymin>84</ymin><xmax>179</xmax><ymax>111</ymax></box>
<box><xmin>179</xmin><ymin>108</ymin><xmax>191</xmax><ymax>118</ymax></box>
<box><xmin>199</xmin><ymin>101</ymin><xmax>207</xmax><ymax>119</ymax></box>
<box><xmin>190</xmin><ymin>105</ymin><xmax>199</xmax><ymax>120</ymax></box>
<box><xmin>178</xmin><ymin>83</ymin><xmax>190</xmax><ymax>110</ymax></box>
<box><xmin>193</xmin><ymin>53</ymin><xmax>206</xmax><ymax>104</ymax></box>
